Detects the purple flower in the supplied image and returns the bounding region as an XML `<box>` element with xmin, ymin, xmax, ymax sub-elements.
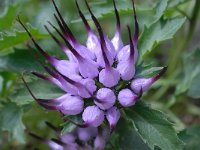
<box><xmin>131</xmin><ymin>67</ymin><xmax>167</xmax><ymax>94</ymax></box>
<box><xmin>106</xmin><ymin>107</ymin><xmax>121</xmax><ymax>129</ymax></box>
<box><xmin>118</xmin><ymin>89</ymin><xmax>139</xmax><ymax>107</ymax></box>
<box><xmin>77</xmin><ymin>127</ymin><xmax>98</xmax><ymax>141</ymax></box>
<box><xmin>94</xmin><ymin>127</ymin><xmax>110</xmax><ymax>150</ymax></box>
<box><xmin>20</xmin><ymin>0</ymin><xmax>166</xmax><ymax>130</ymax></box>
<box><xmin>94</xmin><ymin>88</ymin><xmax>116</xmax><ymax>110</ymax></box>
<box><xmin>82</xmin><ymin>106</ymin><xmax>105</xmax><ymax>127</ymax></box>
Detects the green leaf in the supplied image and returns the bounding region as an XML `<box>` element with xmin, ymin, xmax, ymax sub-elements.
<box><xmin>0</xmin><ymin>102</ymin><xmax>25</xmax><ymax>143</ymax></box>
<box><xmin>126</xmin><ymin>101</ymin><xmax>184</xmax><ymax>150</ymax></box>
<box><xmin>138</xmin><ymin>17</ymin><xmax>186</xmax><ymax>62</ymax></box>
<box><xmin>61</xmin><ymin>122</ymin><xmax>76</xmax><ymax>135</ymax></box>
<box><xmin>136</xmin><ymin>64</ymin><xmax>164</xmax><ymax>78</ymax></box>
<box><xmin>187</xmin><ymin>75</ymin><xmax>200</xmax><ymax>99</ymax></box>
<box><xmin>179</xmin><ymin>124</ymin><xmax>200</xmax><ymax>150</ymax></box>
<box><xmin>153</xmin><ymin>0</ymin><xmax>168</xmax><ymax>23</ymax></box>
<box><xmin>0</xmin><ymin>48</ymin><xmax>43</xmax><ymax>72</ymax></box>
<box><xmin>0</xmin><ymin>27</ymin><xmax>49</xmax><ymax>52</ymax></box>
<box><xmin>113</xmin><ymin>117</ymin><xmax>151</xmax><ymax>150</ymax></box>
<box><xmin>0</xmin><ymin>4</ymin><xmax>19</xmax><ymax>29</ymax></box>
<box><xmin>176</xmin><ymin>48</ymin><xmax>200</xmax><ymax>98</ymax></box>
<box><xmin>12</xmin><ymin>78</ymin><xmax>64</xmax><ymax>105</ymax></box>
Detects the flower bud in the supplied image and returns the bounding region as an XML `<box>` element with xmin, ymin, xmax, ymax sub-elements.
<box><xmin>131</xmin><ymin>67</ymin><xmax>167</xmax><ymax>94</ymax></box>
<box><xmin>77</xmin><ymin>127</ymin><xmax>97</xmax><ymax>141</ymax></box>
<box><xmin>82</xmin><ymin>106</ymin><xmax>104</xmax><ymax>127</ymax></box>
<box><xmin>60</xmin><ymin>133</ymin><xmax>75</xmax><ymax>144</ymax></box>
<box><xmin>58</xmin><ymin>94</ymin><xmax>84</xmax><ymax>115</ymax></box>
<box><xmin>99</xmin><ymin>67</ymin><xmax>120</xmax><ymax>87</ymax></box>
<box><xmin>94</xmin><ymin>88</ymin><xmax>116</xmax><ymax>110</ymax></box>
<box><xmin>118</xmin><ymin>89</ymin><xmax>139</xmax><ymax>107</ymax></box>
<box><xmin>106</xmin><ymin>106</ymin><xmax>120</xmax><ymax>129</ymax></box>
<box><xmin>51</xmin><ymin>60</ymin><xmax>81</xmax><ymax>81</ymax></box>
<box><xmin>117</xmin><ymin>59</ymin><xmax>135</xmax><ymax>80</ymax></box>
<box><xmin>94</xmin><ymin>127</ymin><xmax>110</xmax><ymax>150</ymax></box>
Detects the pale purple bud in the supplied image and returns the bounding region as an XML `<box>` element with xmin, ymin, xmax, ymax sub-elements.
<box><xmin>106</xmin><ymin>106</ymin><xmax>120</xmax><ymax>129</ymax></box>
<box><xmin>52</xmin><ymin>60</ymin><xmax>81</xmax><ymax>81</ymax></box>
<box><xmin>112</xmin><ymin>31</ymin><xmax>123</xmax><ymax>52</ymax></box>
<box><xmin>57</xmin><ymin>94</ymin><xmax>84</xmax><ymax>115</ymax></box>
<box><xmin>131</xmin><ymin>67</ymin><xmax>167</xmax><ymax>94</ymax></box>
<box><xmin>82</xmin><ymin>106</ymin><xmax>104</xmax><ymax>127</ymax></box>
<box><xmin>86</xmin><ymin>32</ymin><xmax>100</xmax><ymax>56</ymax></box>
<box><xmin>78</xmin><ymin>58</ymin><xmax>99</xmax><ymax>78</ymax></box>
<box><xmin>99</xmin><ymin>67</ymin><xmax>120</xmax><ymax>87</ymax></box>
<box><xmin>94</xmin><ymin>127</ymin><xmax>110</xmax><ymax>150</ymax></box>
<box><xmin>87</xmin><ymin>32</ymin><xmax>114</xmax><ymax>68</ymax></box>
<box><xmin>61</xmin><ymin>133</ymin><xmax>75</xmax><ymax>144</ymax></box>
<box><xmin>117</xmin><ymin>59</ymin><xmax>135</xmax><ymax>80</ymax></box>
<box><xmin>104</xmin><ymin>35</ymin><xmax>117</xmax><ymax>58</ymax></box>
<box><xmin>94</xmin><ymin>135</ymin><xmax>106</xmax><ymax>150</ymax></box>
<box><xmin>94</xmin><ymin>88</ymin><xmax>116</xmax><ymax>110</ymax></box>
<box><xmin>117</xmin><ymin>44</ymin><xmax>138</xmax><ymax>64</ymax></box>
<box><xmin>73</xmin><ymin>43</ymin><xmax>95</xmax><ymax>61</ymax></box>
<box><xmin>65</xmin><ymin>50</ymin><xmax>77</xmax><ymax>63</ymax></box>
<box><xmin>118</xmin><ymin>89</ymin><xmax>139</xmax><ymax>107</ymax></box>
<box><xmin>80</xmin><ymin>78</ymin><xmax>96</xmax><ymax>95</ymax></box>
<box><xmin>77</xmin><ymin>127</ymin><xmax>98</xmax><ymax>141</ymax></box>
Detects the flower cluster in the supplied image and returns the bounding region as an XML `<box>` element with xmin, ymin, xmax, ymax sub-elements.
<box><xmin>20</xmin><ymin>0</ymin><xmax>166</xmax><ymax>130</ymax></box>
<box><xmin>30</xmin><ymin>122</ymin><xmax>109</xmax><ymax>150</ymax></box>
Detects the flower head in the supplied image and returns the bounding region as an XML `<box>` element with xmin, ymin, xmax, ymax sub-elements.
<box><xmin>20</xmin><ymin>0</ymin><xmax>166</xmax><ymax>130</ymax></box>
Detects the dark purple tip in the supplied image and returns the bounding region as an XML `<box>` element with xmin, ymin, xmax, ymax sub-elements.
<box><xmin>28</xmin><ymin>132</ymin><xmax>45</xmax><ymax>141</ymax></box>
<box><xmin>21</xmin><ymin>76</ymin><xmax>37</xmax><ymax>101</ymax></box>
<box><xmin>48</xmin><ymin>21</ymin><xmax>81</xmax><ymax>59</ymax></box>
<box><xmin>75</xmin><ymin>0</ymin><xmax>92</xmax><ymax>32</ymax></box>
<box><xmin>17</xmin><ymin>16</ymin><xmax>53</xmax><ymax>63</ymax></box>
<box><xmin>55</xmin><ymin>70</ymin><xmax>76</xmax><ymax>85</ymax></box>
<box><xmin>38</xmin><ymin>102</ymin><xmax>58</xmax><ymax>110</ymax></box>
<box><xmin>37</xmin><ymin>98</ymin><xmax>60</xmax><ymax>105</ymax></box>
<box><xmin>44</xmin><ymin>25</ymin><xmax>66</xmax><ymax>53</ymax></box>
<box><xmin>53</xmin><ymin>14</ymin><xmax>70</xmax><ymax>40</ymax></box>
<box><xmin>127</xmin><ymin>25</ymin><xmax>134</xmax><ymax>60</ymax></box>
<box><xmin>131</xmin><ymin>0</ymin><xmax>139</xmax><ymax>44</ymax></box>
<box><xmin>45</xmin><ymin>121</ymin><xmax>61</xmax><ymax>132</ymax></box>
<box><xmin>51</xmin><ymin>138</ymin><xmax>66</xmax><ymax>146</ymax></box>
<box><xmin>31</xmin><ymin>72</ymin><xmax>51</xmax><ymax>81</ymax></box>
<box><xmin>153</xmin><ymin>66</ymin><xmax>167</xmax><ymax>81</ymax></box>
<box><xmin>84</xmin><ymin>0</ymin><xmax>110</xmax><ymax>66</ymax></box>
<box><xmin>51</xmin><ymin>0</ymin><xmax>77</xmax><ymax>43</ymax></box>
<box><xmin>112</xmin><ymin>0</ymin><xmax>120</xmax><ymax>31</ymax></box>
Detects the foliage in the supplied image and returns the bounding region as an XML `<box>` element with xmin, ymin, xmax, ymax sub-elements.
<box><xmin>0</xmin><ymin>0</ymin><xmax>200</xmax><ymax>149</ymax></box>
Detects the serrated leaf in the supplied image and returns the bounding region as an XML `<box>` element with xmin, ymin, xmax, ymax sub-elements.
<box><xmin>136</xmin><ymin>65</ymin><xmax>164</xmax><ymax>78</ymax></box>
<box><xmin>126</xmin><ymin>101</ymin><xmax>184</xmax><ymax>150</ymax></box>
<box><xmin>179</xmin><ymin>125</ymin><xmax>200</xmax><ymax>150</ymax></box>
<box><xmin>12</xmin><ymin>78</ymin><xmax>64</xmax><ymax>105</ymax></box>
<box><xmin>0</xmin><ymin>102</ymin><xmax>25</xmax><ymax>143</ymax></box>
<box><xmin>138</xmin><ymin>17</ymin><xmax>186</xmax><ymax>62</ymax></box>
<box><xmin>0</xmin><ymin>27</ymin><xmax>49</xmax><ymax>51</ymax></box>
<box><xmin>176</xmin><ymin>48</ymin><xmax>200</xmax><ymax>98</ymax></box>
<box><xmin>113</xmin><ymin>117</ymin><xmax>151</xmax><ymax>150</ymax></box>
<box><xmin>0</xmin><ymin>4</ymin><xmax>19</xmax><ymax>29</ymax></box>
<box><xmin>0</xmin><ymin>49</ymin><xmax>43</xmax><ymax>72</ymax></box>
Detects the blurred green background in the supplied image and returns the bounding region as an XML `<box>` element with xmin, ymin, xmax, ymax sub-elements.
<box><xmin>0</xmin><ymin>0</ymin><xmax>200</xmax><ymax>149</ymax></box>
